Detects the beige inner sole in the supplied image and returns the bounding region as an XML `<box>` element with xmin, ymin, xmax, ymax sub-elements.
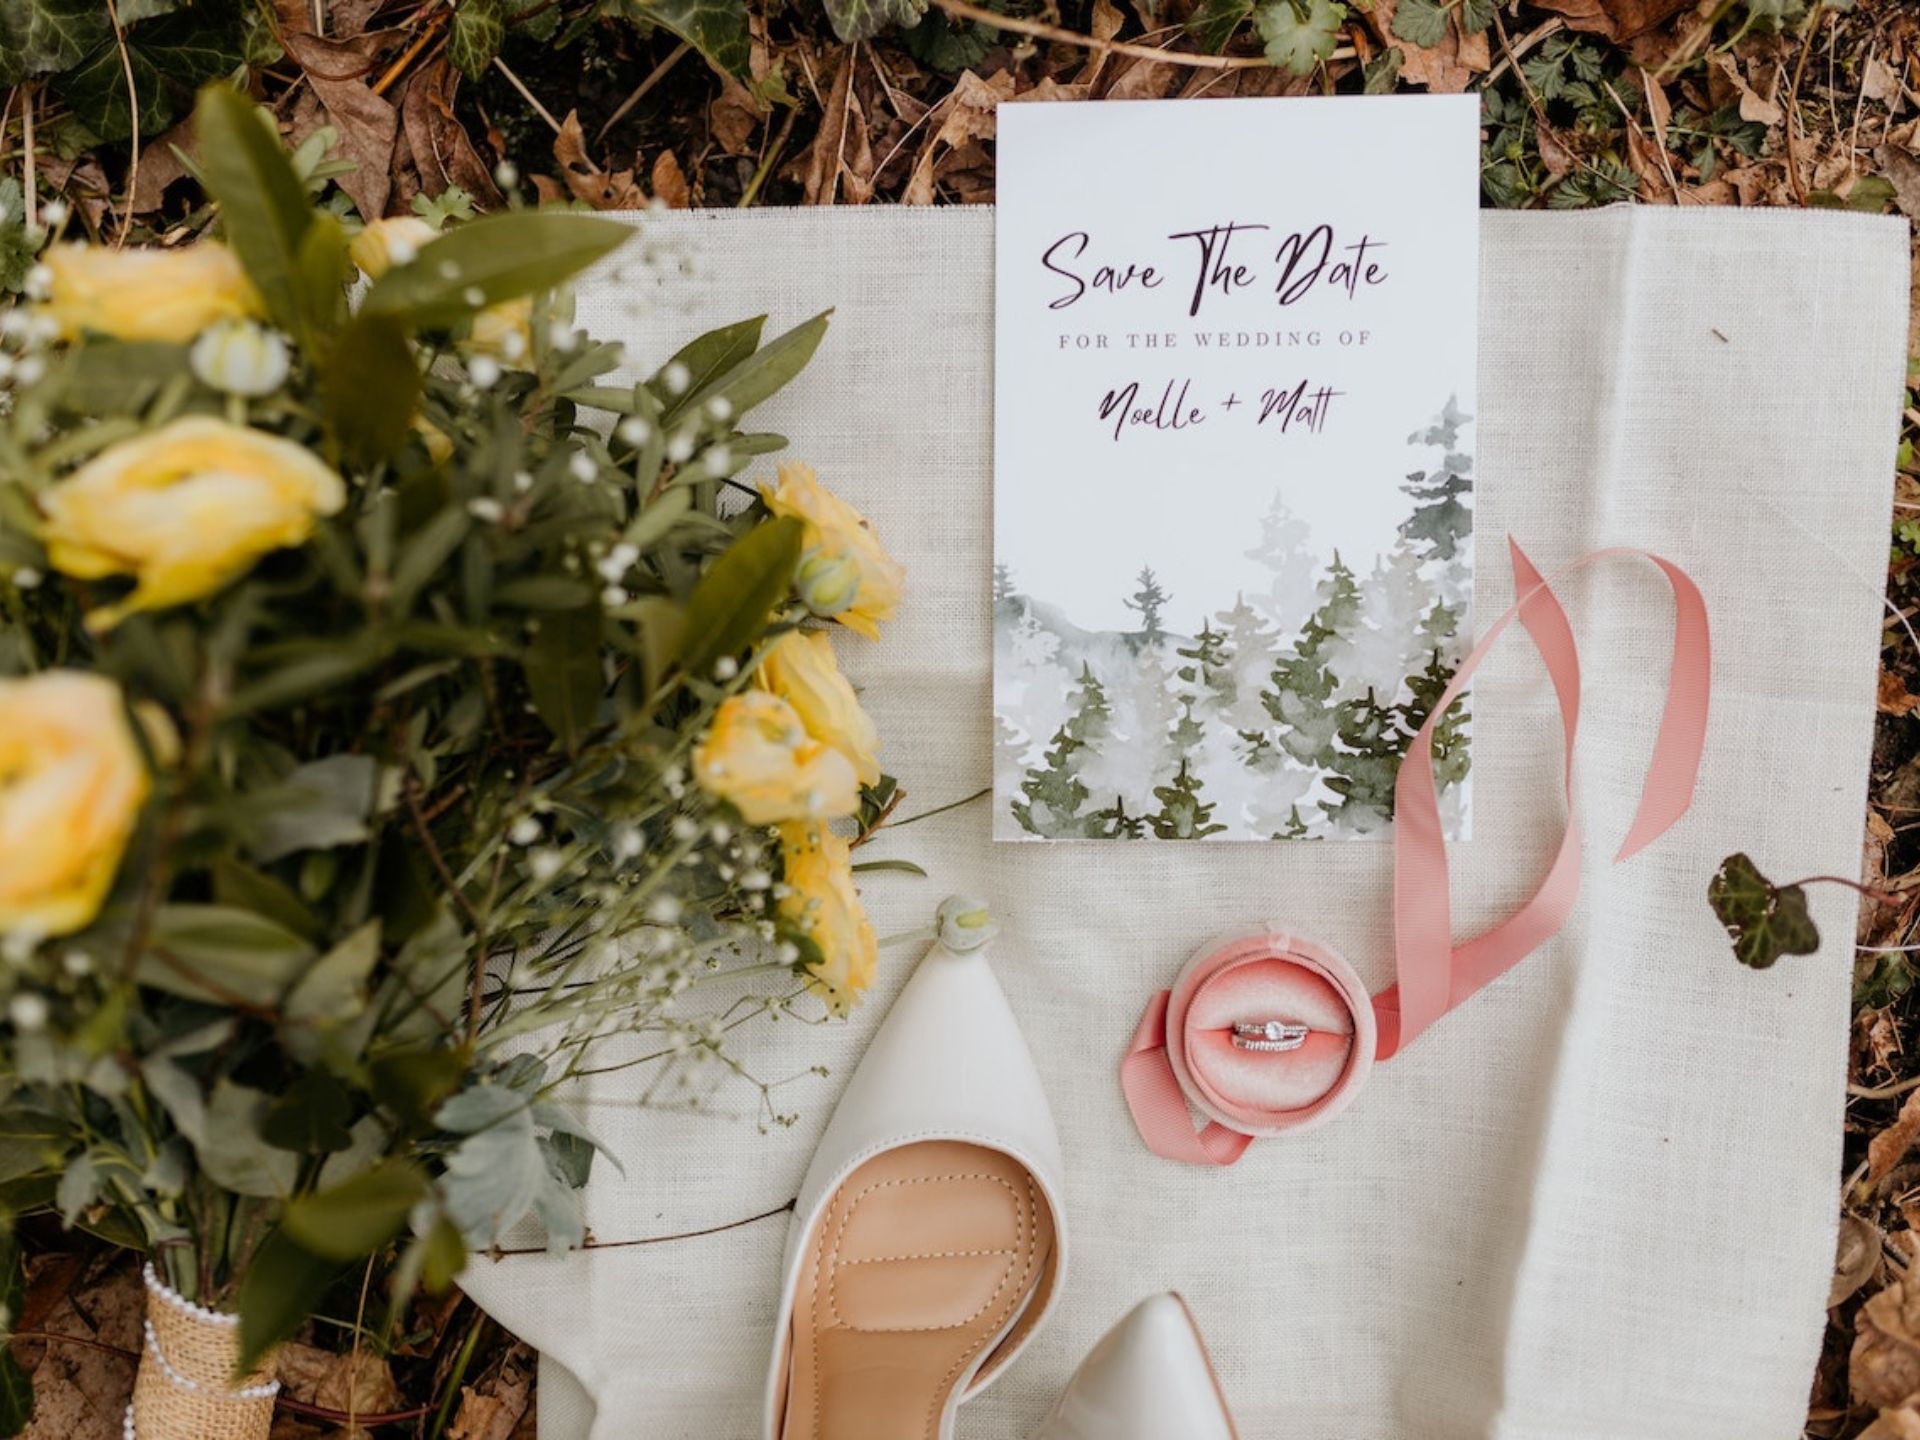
<box><xmin>781</xmin><ymin>1141</ymin><xmax>1054</xmax><ymax>1440</ymax></box>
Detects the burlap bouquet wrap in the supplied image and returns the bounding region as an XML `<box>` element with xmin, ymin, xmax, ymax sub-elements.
<box><xmin>128</xmin><ymin>1265</ymin><xmax>278</xmax><ymax>1440</ymax></box>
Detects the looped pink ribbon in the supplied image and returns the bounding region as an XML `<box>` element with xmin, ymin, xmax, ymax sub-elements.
<box><xmin>1122</xmin><ymin>539</ymin><xmax>1712</xmax><ymax>1164</ymax></box>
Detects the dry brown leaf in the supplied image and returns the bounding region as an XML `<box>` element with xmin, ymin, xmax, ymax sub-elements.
<box><xmin>128</xmin><ymin>119</ymin><xmax>195</xmax><ymax>213</ymax></box>
<box><xmin>550</xmin><ymin>111</ymin><xmax>647</xmax><ymax>209</ymax></box>
<box><xmin>1877</xmin><ymin>145</ymin><xmax>1920</xmax><ymax>222</ymax></box>
<box><xmin>803</xmin><ymin>51</ymin><xmax>858</xmax><ymax>205</ymax></box>
<box><xmin>395</xmin><ymin>61</ymin><xmax>505</xmax><ymax>214</ymax></box>
<box><xmin>1863</xmin><ymin>1409</ymin><xmax>1920</xmax><ymax>1440</ymax></box>
<box><xmin>710</xmin><ymin>75</ymin><xmax>765</xmax><ymax>157</ymax></box>
<box><xmin>902</xmin><ymin>69</ymin><xmax>1016</xmax><ymax>206</ymax></box>
<box><xmin>1076</xmin><ymin>0</ymin><xmax>1128</xmax><ymax>86</ymax></box>
<box><xmin>1528</xmin><ymin>0</ymin><xmax>1693</xmax><ymax>42</ymax></box>
<box><xmin>651</xmin><ymin>150</ymin><xmax>692</xmax><ymax>208</ymax></box>
<box><xmin>1856</xmin><ymin>1281</ymin><xmax>1920</xmax><ymax>1409</ymax></box>
<box><xmin>446</xmin><ymin>1342</ymin><xmax>535</xmax><ymax>1440</ymax></box>
<box><xmin>1864</xmin><ymin>55</ymin><xmax>1903</xmax><ymax>107</ymax></box>
<box><xmin>274</xmin><ymin>0</ymin><xmax>399</xmax><ymax>220</ymax></box>
<box><xmin>1836</xmin><ymin>1215</ymin><xmax>1887</xmax><ymax>1308</ymax></box>
<box><xmin>1871</xmin><ymin>1088</ymin><xmax>1920</xmax><ymax>1188</ymax></box>
<box><xmin>1536</xmin><ymin>122</ymin><xmax>1576</xmax><ymax>180</ymax></box>
<box><xmin>1102</xmin><ymin>56</ymin><xmax>1181</xmax><ymax>101</ymax></box>
<box><xmin>1883</xmin><ymin>671</ymin><xmax>1920</xmax><ymax>717</ymax></box>
<box><xmin>1365</xmin><ymin>0</ymin><xmax>1482</xmax><ymax>94</ymax></box>
<box><xmin>1707</xmin><ymin>53</ymin><xmax>1783</xmax><ymax>127</ymax></box>
<box><xmin>17</xmin><ymin>1256</ymin><xmax>140</xmax><ymax>1440</ymax></box>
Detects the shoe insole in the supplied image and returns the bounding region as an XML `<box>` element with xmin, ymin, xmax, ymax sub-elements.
<box><xmin>781</xmin><ymin>1141</ymin><xmax>1054</xmax><ymax>1440</ymax></box>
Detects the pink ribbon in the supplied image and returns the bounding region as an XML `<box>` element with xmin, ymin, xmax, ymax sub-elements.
<box><xmin>1123</xmin><ymin>539</ymin><xmax>1712</xmax><ymax>1164</ymax></box>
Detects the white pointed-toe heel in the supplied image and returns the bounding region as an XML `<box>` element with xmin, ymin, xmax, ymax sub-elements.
<box><xmin>1030</xmin><ymin>1293</ymin><xmax>1240</xmax><ymax>1440</ymax></box>
<box><xmin>764</xmin><ymin>940</ymin><xmax>1068</xmax><ymax>1440</ymax></box>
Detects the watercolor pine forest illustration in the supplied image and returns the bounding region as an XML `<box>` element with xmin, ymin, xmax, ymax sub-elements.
<box><xmin>994</xmin><ymin>400</ymin><xmax>1474</xmax><ymax>842</ymax></box>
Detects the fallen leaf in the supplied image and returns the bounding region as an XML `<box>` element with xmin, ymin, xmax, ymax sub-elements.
<box><xmin>802</xmin><ymin>50</ymin><xmax>858</xmax><ymax>205</ymax></box>
<box><xmin>128</xmin><ymin>118</ymin><xmax>195</xmax><ymax>212</ymax></box>
<box><xmin>395</xmin><ymin>60</ymin><xmax>505</xmax><ymax>214</ymax></box>
<box><xmin>651</xmin><ymin>149</ymin><xmax>692</xmax><ymax>208</ymax></box>
<box><xmin>551</xmin><ymin>111</ymin><xmax>646</xmax><ymax>209</ymax></box>
<box><xmin>1836</xmin><ymin>1215</ymin><xmax>1887</xmax><ymax>1308</ymax></box>
<box><xmin>1855</xmin><ymin>1281</ymin><xmax>1920</xmax><ymax>1409</ymax></box>
<box><xmin>709</xmin><ymin>74</ymin><xmax>764</xmax><ymax>156</ymax></box>
<box><xmin>1864</xmin><ymin>55</ymin><xmax>1902</xmax><ymax>106</ymax></box>
<box><xmin>1708</xmin><ymin>53</ymin><xmax>1783</xmax><ymax>127</ymax></box>
<box><xmin>1364</xmin><ymin>0</ymin><xmax>1483</xmax><ymax>94</ymax></box>
<box><xmin>1528</xmin><ymin>0</ymin><xmax>1693</xmax><ymax>43</ymax></box>
<box><xmin>1877</xmin><ymin>145</ymin><xmax>1920</xmax><ymax>222</ymax></box>
<box><xmin>1537</xmin><ymin>121</ymin><xmax>1576</xmax><ymax>179</ymax></box>
<box><xmin>1883</xmin><ymin>671</ymin><xmax>1920</xmax><ymax>717</ymax></box>
<box><xmin>274</xmin><ymin>0</ymin><xmax>398</xmax><ymax>219</ymax></box>
<box><xmin>1872</xmin><ymin>1089</ymin><xmax>1920</xmax><ymax>1188</ymax></box>
<box><xmin>902</xmin><ymin>68</ymin><xmax>1015</xmax><ymax>205</ymax></box>
<box><xmin>1861</xmin><ymin>1409</ymin><xmax>1920</xmax><ymax>1440</ymax></box>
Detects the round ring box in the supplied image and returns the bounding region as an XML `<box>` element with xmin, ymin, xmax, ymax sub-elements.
<box><xmin>1164</xmin><ymin>931</ymin><xmax>1377</xmax><ymax>1137</ymax></box>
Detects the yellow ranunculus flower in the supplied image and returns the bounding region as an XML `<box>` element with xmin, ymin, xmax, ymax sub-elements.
<box><xmin>692</xmin><ymin>692</ymin><xmax>859</xmax><ymax>826</ymax></box>
<box><xmin>760</xmin><ymin>463</ymin><xmax>905</xmax><ymax>640</ymax></box>
<box><xmin>352</xmin><ymin>219</ymin><xmax>532</xmax><ymax>366</ymax></box>
<box><xmin>755</xmin><ymin>630</ymin><xmax>880</xmax><ymax>787</ymax></box>
<box><xmin>39</xmin><ymin>417</ymin><xmax>348</xmax><ymax>630</ymax></box>
<box><xmin>0</xmin><ymin>672</ymin><xmax>163</xmax><ymax>939</ymax></box>
<box><xmin>776</xmin><ymin>821</ymin><xmax>877</xmax><ymax>1016</ymax></box>
<box><xmin>40</xmin><ymin>240</ymin><xmax>263</xmax><ymax>344</ymax></box>
<box><xmin>348</xmin><ymin>216</ymin><xmax>437</xmax><ymax>277</ymax></box>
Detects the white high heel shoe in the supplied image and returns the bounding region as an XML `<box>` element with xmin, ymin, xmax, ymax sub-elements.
<box><xmin>763</xmin><ymin>940</ymin><xmax>1068</xmax><ymax>1440</ymax></box>
<box><xmin>1030</xmin><ymin>1293</ymin><xmax>1240</xmax><ymax>1440</ymax></box>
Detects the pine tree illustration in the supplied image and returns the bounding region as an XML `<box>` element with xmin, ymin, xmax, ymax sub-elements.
<box><xmin>1175</xmin><ymin>621</ymin><xmax>1232</xmax><ymax>703</ymax></box>
<box><xmin>1399</xmin><ymin>645</ymin><xmax>1471</xmax><ymax>792</ymax></box>
<box><xmin>1149</xmin><ymin>758</ymin><xmax>1226</xmax><ymax>839</ymax></box>
<box><xmin>1277</xmin><ymin>805</ymin><xmax>1311</xmax><ymax>840</ymax></box>
<box><xmin>1260</xmin><ymin>552</ymin><xmax>1361</xmax><ymax>769</ymax></box>
<box><xmin>1124</xmin><ymin>566</ymin><xmax>1172</xmax><ymax>649</ymax></box>
<box><xmin>1012</xmin><ymin>665</ymin><xmax>1116</xmax><ymax>838</ymax></box>
<box><xmin>1104</xmin><ymin>795</ymin><xmax>1147</xmax><ymax>839</ymax></box>
<box><xmin>1169</xmin><ymin>697</ymin><xmax>1205</xmax><ymax>754</ymax></box>
<box><xmin>1244</xmin><ymin>493</ymin><xmax>1318</xmax><ymax>634</ymax></box>
<box><xmin>1322</xmin><ymin>687</ymin><xmax>1405</xmax><ymax>828</ymax></box>
<box><xmin>1399</xmin><ymin>397</ymin><xmax>1474</xmax><ymax>566</ymax></box>
<box><xmin>993</xmin><ymin>562</ymin><xmax>1017</xmax><ymax>603</ymax></box>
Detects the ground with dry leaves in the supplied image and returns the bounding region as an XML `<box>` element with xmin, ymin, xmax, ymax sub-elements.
<box><xmin>5</xmin><ymin>0</ymin><xmax>1920</xmax><ymax>1435</ymax></box>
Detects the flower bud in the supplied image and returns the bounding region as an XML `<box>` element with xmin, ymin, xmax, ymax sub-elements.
<box><xmin>189</xmin><ymin>321</ymin><xmax>290</xmax><ymax>397</ymax></box>
<box><xmin>936</xmin><ymin>896</ymin><xmax>999</xmax><ymax>954</ymax></box>
<box><xmin>794</xmin><ymin>547</ymin><xmax>861</xmax><ymax>620</ymax></box>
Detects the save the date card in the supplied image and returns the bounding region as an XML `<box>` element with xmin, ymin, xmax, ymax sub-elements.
<box><xmin>992</xmin><ymin>96</ymin><xmax>1480</xmax><ymax>842</ymax></box>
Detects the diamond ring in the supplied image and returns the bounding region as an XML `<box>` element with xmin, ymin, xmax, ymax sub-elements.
<box><xmin>1231</xmin><ymin>1020</ymin><xmax>1310</xmax><ymax>1053</ymax></box>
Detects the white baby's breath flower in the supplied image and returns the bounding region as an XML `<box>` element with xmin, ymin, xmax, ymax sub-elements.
<box><xmin>670</xmin><ymin>816</ymin><xmax>699</xmax><ymax>842</ymax></box>
<box><xmin>462</xmin><ymin>285</ymin><xmax>485</xmax><ymax>307</ymax></box>
<box><xmin>617</xmin><ymin>417</ymin><xmax>652</xmax><ymax>446</ymax></box>
<box><xmin>468</xmin><ymin>498</ymin><xmax>505</xmax><ymax>522</ymax></box>
<box><xmin>647</xmin><ymin>895</ymin><xmax>683</xmax><ymax>924</ymax></box>
<box><xmin>468</xmin><ymin>354</ymin><xmax>502</xmax><ymax>389</ymax></box>
<box><xmin>509</xmin><ymin>816</ymin><xmax>542</xmax><ymax>845</ymax></box>
<box><xmin>61</xmin><ymin>951</ymin><xmax>92</xmax><ymax>977</ymax></box>
<box><xmin>8</xmin><ymin>993</ymin><xmax>48</xmax><ymax>1030</ymax></box>
<box><xmin>662</xmin><ymin>361</ymin><xmax>691</xmax><ymax>395</ymax></box>
<box><xmin>596</xmin><ymin>543</ymin><xmax>639</xmax><ymax>582</ymax></box>
<box><xmin>665</xmin><ymin>432</ymin><xmax>695</xmax><ymax>464</ymax></box>
<box><xmin>23</xmin><ymin>264</ymin><xmax>52</xmax><ymax>301</ymax></box>
<box><xmin>612</xmin><ymin>826</ymin><xmax>644</xmax><ymax>861</ymax></box>
<box><xmin>9</xmin><ymin>567</ymin><xmax>41</xmax><ymax>590</ymax></box>
<box><xmin>711</xmin><ymin>656</ymin><xmax>738</xmax><ymax>682</ymax></box>
<box><xmin>568</xmin><ymin>453</ymin><xmax>598</xmax><ymax>484</ymax></box>
<box><xmin>601</xmin><ymin>585</ymin><xmax>627</xmax><ymax>607</ymax></box>
<box><xmin>13</xmin><ymin>357</ymin><xmax>44</xmax><ymax>386</ymax></box>
<box><xmin>530</xmin><ymin>848</ymin><xmax>565</xmax><ymax>881</ymax></box>
<box><xmin>190</xmin><ymin>321</ymin><xmax>291</xmax><ymax>398</ymax></box>
<box><xmin>513</xmin><ymin>469</ymin><xmax>534</xmax><ymax>493</ymax></box>
<box><xmin>703</xmin><ymin>444</ymin><xmax>733</xmax><ymax>474</ymax></box>
<box><xmin>704</xmin><ymin>396</ymin><xmax>733</xmax><ymax>422</ymax></box>
<box><xmin>494</xmin><ymin>160</ymin><xmax>520</xmax><ymax>189</ymax></box>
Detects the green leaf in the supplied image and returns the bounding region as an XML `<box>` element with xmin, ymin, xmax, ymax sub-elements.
<box><xmin>623</xmin><ymin>0</ymin><xmax>751</xmax><ymax>77</ymax></box>
<box><xmin>903</xmin><ymin>6</ymin><xmax>995</xmax><ymax>71</ymax></box>
<box><xmin>389</xmin><ymin>505</ymin><xmax>473</xmax><ymax>614</ymax></box>
<box><xmin>197</xmin><ymin>1080</ymin><xmax>302</xmax><ymax>1197</ymax></box>
<box><xmin>210</xmin><ymin>857</ymin><xmax>323</xmax><ymax>940</ymax></box>
<box><xmin>676</xmin><ymin>516</ymin><xmax>803</xmax><ymax>681</ymax></box>
<box><xmin>1388</xmin><ymin>0</ymin><xmax>1446</xmax><ymax>48</ymax></box>
<box><xmin>54</xmin><ymin>6</ymin><xmax>246</xmax><ymax>146</ymax></box>
<box><xmin>652</xmin><ymin>315</ymin><xmax>766</xmax><ymax>416</ymax></box>
<box><xmin>194</xmin><ymin>84</ymin><xmax>318</xmax><ymax>336</ymax></box>
<box><xmin>523</xmin><ymin>605</ymin><xmax>605</xmax><ymax>753</ymax></box>
<box><xmin>280</xmin><ymin>1159</ymin><xmax>428</xmax><ymax>1261</ymax></box>
<box><xmin>235</xmin><ymin>1229</ymin><xmax>342</xmax><ymax>1371</ymax></box>
<box><xmin>423</xmin><ymin>1213</ymin><xmax>466</xmax><ymax>1289</ymax></box>
<box><xmin>448</xmin><ymin>0</ymin><xmax>506</xmax><ymax>76</ymax></box>
<box><xmin>0</xmin><ymin>0</ymin><xmax>111</xmax><ymax>84</ymax></box>
<box><xmin>141</xmin><ymin>905</ymin><xmax>316</xmax><ymax>1006</ymax></box>
<box><xmin>817</xmin><ymin>0</ymin><xmax>925</xmax><ymax>43</ymax></box>
<box><xmin>0</xmin><ymin>1224</ymin><xmax>32</xmax><ymax>1436</ymax></box>
<box><xmin>851</xmin><ymin>859</ymin><xmax>929</xmax><ymax>876</ymax></box>
<box><xmin>249</xmin><ymin>754</ymin><xmax>381</xmax><ymax>864</ymax></box>
<box><xmin>681</xmin><ymin>309</ymin><xmax>831</xmax><ymax>423</ymax></box>
<box><xmin>362</xmin><ymin>212</ymin><xmax>631</xmax><ymax>328</ymax></box>
<box><xmin>1187</xmin><ymin>0</ymin><xmax>1253</xmax><ymax>52</ymax></box>
<box><xmin>286</xmin><ymin>920</ymin><xmax>382</xmax><ymax>1025</ymax></box>
<box><xmin>1707</xmin><ymin>853</ymin><xmax>1822</xmax><ymax>970</ymax></box>
<box><xmin>1457</xmin><ymin>0</ymin><xmax>1494</xmax><ymax>31</ymax></box>
<box><xmin>261</xmin><ymin>1070</ymin><xmax>355</xmax><ymax>1153</ymax></box>
<box><xmin>1256</xmin><ymin>0</ymin><xmax>1345</xmax><ymax>71</ymax></box>
<box><xmin>369</xmin><ymin>1044</ymin><xmax>470</xmax><ymax>1131</ymax></box>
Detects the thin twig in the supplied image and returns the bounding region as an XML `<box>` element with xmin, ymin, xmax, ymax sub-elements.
<box><xmin>927</xmin><ymin>0</ymin><xmax>1339</xmax><ymax>71</ymax></box>
<box><xmin>485</xmin><ymin>1199</ymin><xmax>795</xmax><ymax>1256</ymax></box>
<box><xmin>493</xmin><ymin>55</ymin><xmax>564</xmax><ymax>136</ymax></box>
<box><xmin>372</xmin><ymin>15</ymin><xmax>446</xmax><ymax>98</ymax></box>
<box><xmin>887</xmin><ymin>786</ymin><xmax>990</xmax><ymax>829</ymax></box>
<box><xmin>738</xmin><ymin>105</ymin><xmax>797</xmax><ymax>208</ymax></box>
<box><xmin>21</xmin><ymin>83</ymin><xmax>35</xmax><ymax>231</ymax></box>
<box><xmin>597</xmin><ymin>40</ymin><xmax>691</xmax><ymax>143</ymax></box>
<box><xmin>102</xmin><ymin>0</ymin><xmax>138</xmax><ymax>243</ymax></box>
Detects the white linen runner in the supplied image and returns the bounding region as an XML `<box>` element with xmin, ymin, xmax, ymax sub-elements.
<box><xmin>457</xmin><ymin>204</ymin><xmax>1910</xmax><ymax>1440</ymax></box>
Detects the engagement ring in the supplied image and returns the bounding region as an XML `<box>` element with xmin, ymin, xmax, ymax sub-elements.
<box><xmin>1231</xmin><ymin>1020</ymin><xmax>1310</xmax><ymax>1053</ymax></box>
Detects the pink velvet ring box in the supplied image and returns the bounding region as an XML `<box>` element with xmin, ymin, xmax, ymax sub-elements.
<box><xmin>1164</xmin><ymin>932</ymin><xmax>1377</xmax><ymax>1137</ymax></box>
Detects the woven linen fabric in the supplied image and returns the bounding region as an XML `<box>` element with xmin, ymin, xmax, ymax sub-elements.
<box><xmin>456</xmin><ymin>204</ymin><xmax>1911</xmax><ymax>1440</ymax></box>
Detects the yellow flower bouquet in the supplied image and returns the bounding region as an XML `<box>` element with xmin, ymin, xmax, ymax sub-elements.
<box><xmin>0</xmin><ymin>85</ymin><xmax>906</xmax><ymax>1420</ymax></box>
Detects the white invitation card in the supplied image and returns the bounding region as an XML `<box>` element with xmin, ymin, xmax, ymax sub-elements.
<box><xmin>992</xmin><ymin>96</ymin><xmax>1480</xmax><ymax>842</ymax></box>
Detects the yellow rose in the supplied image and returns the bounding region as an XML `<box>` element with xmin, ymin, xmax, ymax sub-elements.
<box><xmin>760</xmin><ymin>463</ymin><xmax>905</xmax><ymax>640</ymax></box>
<box><xmin>348</xmin><ymin>216</ymin><xmax>437</xmax><ymax>277</ymax></box>
<box><xmin>39</xmin><ymin>417</ymin><xmax>348</xmax><ymax>631</ymax></box>
<box><xmin>755</xmin><ymin>630</ymin><xmax>880</xmax><ymax>787</ymax></box>
<box><xmin>352</xmin><ymin>219</ymin><xmax>531</xmax><ymax>366</ymax></box>
<box><xmin>0</xmin><ymin>672</ymin><xmax>162</xmax><ymax>938</ymax></box>
<box><xmin>692</xmin><ymin>692</ymin><xmax>859</xmax><ymax>826</ymax></box>
<box><xmin>776</xmin><ymin>821</ymin><xmax>877</xmax><ymax>1016</ymax></box>
<box><xmin>40</xmin><ymin>241</ymin><xmax>263</xmax><ymax>344</ymax></box>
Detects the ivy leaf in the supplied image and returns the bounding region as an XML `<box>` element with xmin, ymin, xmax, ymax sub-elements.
<box><xmin>54</xmin><ymin>4</ymin><xmax>246</xmax><ymax>146</ymax></box>
<box><xmin>1255</xmin><ymin>0</ymin><xmax>1346</xmax><ymax>75</ymax></box>
<box><xmin>0</xmin><ymin>0</ymin><xmax>111</xmax><ymax>85</ymax></box>
<box><xmin>1186</xmin><ymin>0</ymin><xmax>1253</xmax><ymax>52</ymax></box>
<box><xmin>448</xmin><ymin>0</ymin><xmax>506</xmax><ymax>77</ymax></box>
<box><xmin>904</xmin><ymin>6</ymin><xmax>997</xmax><ymax>71</ymax></box>
<box><xmin>1708</xmin><ymin>853</ymin><xmax>1822</xmax><ymax>970</ymax></box>
<box><xmin>818</xmin><ymin>0</ymin><xmax>926</xmax><ymax>44</ymax></box>
<box><xmin>624</xmin><ymin>0</ymin><xmax>752</xmax><ymax>78</ymax></box>
<box><xmin>1388</xmin><ymin>0</ymin><xmax>1448</xmax><ymax>48</ymax></box>
<box><xmin>0</xmin><ymin>179</ymin><xmax>39</xmax><ymax>295</ymax></box>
